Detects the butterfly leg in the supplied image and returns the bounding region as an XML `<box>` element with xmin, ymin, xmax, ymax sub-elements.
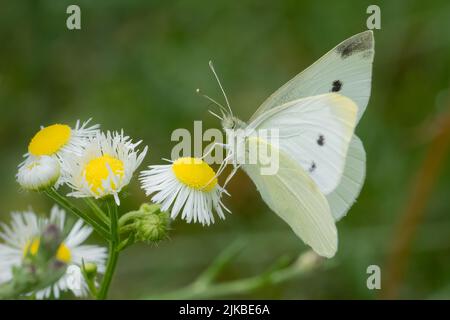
<box><xmin>200</xmin><ymin>148</ymin><xmax>234</xmax><ymax>192</ymax></box>
<box><xmin>222</xmin><ymin>163</ymin><xmax>241</xmax><ymax>190</ymax></box>
<box><xmin>201</xmin><ymin>142</ymin><xmax>228</xmax><ymax>160</ymax></box>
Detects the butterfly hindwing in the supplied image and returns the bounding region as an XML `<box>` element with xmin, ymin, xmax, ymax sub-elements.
<box><xmin>326</xmin><ymin>135</ymin><xmax>366</xmax><ymax>220</ymax></box>
<box><xmin>242</xmin><ymin>137</ymin><xmax>337</xmax><ymax>258</ymax></box>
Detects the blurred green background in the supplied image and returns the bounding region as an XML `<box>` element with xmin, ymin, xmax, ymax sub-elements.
<box><xmin>0</xmin><ymin>0</ymin><xmax>449</xmax><ymax>299</ymax></box>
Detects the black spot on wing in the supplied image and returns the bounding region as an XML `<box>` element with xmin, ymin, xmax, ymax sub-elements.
<box><xmin>331</xmin><ymin>80</ymin><xmax>342</xmax><ymax>92</ymax></box>
<box><xmin>336</xmin><ymin>31</ymin><xmax>373</xmax><ymax>59</ymax></box>
<box><xmin>317</xmin><ymin>134</ymin><xmax>325</xmax><ymax>146</ymax></box>
<box><xmin>309</xmin><ymin>161</ymin><xmax>316</xmax><ymax>173</ymax></box>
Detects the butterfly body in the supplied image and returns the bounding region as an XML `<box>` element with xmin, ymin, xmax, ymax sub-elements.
<box><xmin>221</xmin><ymin>116</ymin><xmax>247</xmax><ymax>131</ymax></box>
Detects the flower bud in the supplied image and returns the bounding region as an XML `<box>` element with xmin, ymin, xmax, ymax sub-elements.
<box><xmin>82</xmin><ymin>262</ymin><xmax>98</xmax><ymax>280</ymax></box>
<box><xmin>17</xmin><ymin>156</ymin><xmax>60</xmax><ymax>191</ymax></box>
<box><xmin>139</xmin><ymin>203</ymin><xmax>161</xmax><ymax>214</ymax></box>
<box><xmin>134</xmin><ymin>204</ymin><xmax>170</xmax><ymax>243</ymax></box>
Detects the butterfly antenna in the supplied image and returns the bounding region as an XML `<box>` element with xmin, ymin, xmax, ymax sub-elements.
<box><xmin>196</xmin><ymin>88</ymin><xmax>228</xmax><ymax>116</ymax></box>
<box><xmin>208</xmin><ymin>109</ymin><xmax>223</xmax><ymax>121</ymax></box>
<box><xmin>208</xmin><ymin>61</ymin><xmax>233</xmax><ymax>117</ymax></box>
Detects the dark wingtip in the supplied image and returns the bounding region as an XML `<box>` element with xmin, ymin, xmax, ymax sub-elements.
<box><xmin>336</xmin><ymin>31</ymin><xmax>374</xmax><ymax>59</ymax></box>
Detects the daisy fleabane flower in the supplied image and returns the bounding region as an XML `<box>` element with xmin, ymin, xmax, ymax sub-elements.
<box><xmin>16</xmin><ymin>155</ymin><xmax>61</xmax><ymax>191</ymax></box>
<box><xmin>63</xmin><ymin>130</ymin><xmax>148</xmax><ymax>205</ymax></box>
<box><xmin>26</xmin><ymin>119</ymin><xmax>99</xmax><ymax>159</ymax></box>
<box><xmin>0</xmin><ymin>206</ymin><xmax>107</xmax><ymax>299</ymax></box>
<box><xmin>139</xmin><ymin>157</ymin><xmax>230</xmax><ymax>226</ymax></box>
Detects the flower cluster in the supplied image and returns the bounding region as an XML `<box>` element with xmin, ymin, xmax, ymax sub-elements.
<box><xmin>4</xmin><ymin>118</ymin><xmax>232</xmax><ymax>299</ymax></box>
<box><xmin>17</xmin><ymin>120</ymin><xmax>147</xmax><ymax>205</ymax></box>
<box><xmin>16</xmin><ymin>119</ymin><xmax>229</xmax><ymax>224</ymax></box>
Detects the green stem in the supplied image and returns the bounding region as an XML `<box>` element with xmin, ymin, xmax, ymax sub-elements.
<box><xmin>117</xmin><ymin>234</ymin><xmax>135</xmax><ymax>252</ymax></box>
<box><xmin>84</xmin><ymin>198</ymin><xmax>110</xmax><ymax>226</ymax></box>
<box><xmin>144</xmin><ymin>250</ymin><xmax>322</xmax><ymax>300</ymax></box>
<box><xmin>119</xmin><ymin>223</ymin><xmax>137</xmax><ymax>234</ymax></box>
<box><xmin>81</xmin><ymin>260</ymin><xmax>98</xmax><ymax>298</ymax></box>
<box><xmin>118</xmin><ymin>210</ymin><xmax>145</xmax><ymax>227</ymax></box>
<box><xmin>118</xmin><ymin>203</ymin><xmax>161</xmax><ymax>228</ymax></box>
<box><xmin>44</xmin><ymin>188</ymin><xmax>110</xmax><ymax>240</ymax></box>
<box><xmin>97</xmin><ymin>200</ymin><xmax>120</xmax><ymax>299</ymax></box>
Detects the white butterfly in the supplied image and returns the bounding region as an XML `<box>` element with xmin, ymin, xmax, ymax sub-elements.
<box><xmin>204</xmin><ymin>31</ymin><xmax>374</xmax><ymax>258</ymax></box>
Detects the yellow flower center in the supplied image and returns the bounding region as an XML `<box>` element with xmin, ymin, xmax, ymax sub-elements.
<box><xmin>172</xmin><ymin>157</ymin><xmax>217</xmax><ymax>192</ymax></box>
<box><xmin>28</xmin><ymin>124</ymin><xmax>72</xmax><ymax>156</ymax></box>
<box><xmin>23</xmin><ymin>238</ymin><xmax>40</xmax><ymax>256</ymax></box>
<box><xmin>83</xmin><ymin>154</ymin><xmax>124</xmax><ymax>194</ymax></box>
<box><xmin>56</xmin><ymin>243</ymin><xmax>72</xmax><ymax>263</ymax></box>
<box><xmin>23</xmin><ymin>239</ymin><xmax>71</xmax><ymax>263</ymax></box>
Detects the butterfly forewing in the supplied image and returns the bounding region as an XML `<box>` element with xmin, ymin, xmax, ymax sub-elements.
<box><xmin>248</xmin><ymin>93</ymin><xmax>358</xmax><ymax>195</ymax></box>
<box><xmin>250</xmin><ymin>31</ymin><xmax>374</xmax><ymax>123</ymax></box>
